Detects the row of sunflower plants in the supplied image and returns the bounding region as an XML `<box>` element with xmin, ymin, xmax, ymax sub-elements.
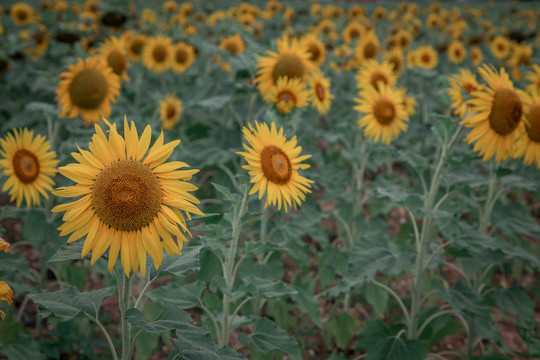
<box><xmin>0</xmin><ymin>0</ymin><xmax>539</xmax><ymax>359</ymax></box>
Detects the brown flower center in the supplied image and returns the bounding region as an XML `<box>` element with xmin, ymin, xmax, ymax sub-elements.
<box><xmin>92</xmin><ymin>160</ymin><xmax>162</xmax><ymax>232</ymax></box>
<box><xmin>420</xmin><ymin>53</ymin><xmax>431</xmax><ymax>64</ymax></box>
<box><xmin>12</xmin><ymin>149</ymin><xmax>40</xmax><ymax>184</ymax></box>
<box><xmin>130</xmin><ymin>39</ymin><xmax>145</xmax><ymax>56</ymax></box>
<box><xmin>16</xmin><ymin>9</ymin><xmax>29</xmax><ymax>21</ymax></box>
<box><xmin>462</xmin><ymin>82</ymin><xmax>477</xmax><ymax>96</ymax></box>
<box><xmin>175</xmin><ymin>48</ymin><xmax>188</xmax><ymax>64</ymax></box>
<box><xmin>364</xmin><ymin>41</ymin><xmax>377</xmax><ymax>59</ymax></box>
<box><xmin>107</xmin><ymin>50</ymin><xmax>127</xmax><ymax>76</ymax></box>
<box><xmin>166</xmin><ymin>104</ymin><xmax>176</xmax><ymax>119</ymax></box>
<box><xmin>374</xmin><ymin>98</ymin><xmax>396</xmax><ymax>125</ymax></box>
<box><xmin>525</xmin><ymin>104</ymin><xmax>540</xmax><ymax>143</ymax></box>
<box><xmin>370</xmin><ymin>71</ymin><xmax>388</xmax><ymax>90</ymax></box>
<box><xmin>388</xmin><ymin>56</ymin><xmax>402</xmax><ymax>74</ymax></box>
<box><xmin>152</xmin><ymin>44</ymin><xmax>168</xmax><ymax>63</ymax></box>
<box><xmin>277</xmin><ymin>90</ymin><xmax>297</xmax><ymax>105</ymax></box>
<box><xmin>272</xmin><ymin>54</ymin><xmax>305</xmax><ymax>84</ymax></box>
<box><xmin>224</xmin><ymin>41</ymin><xmax>239</xmax><ymax>56</ymax></box>
<box><xmin>315</xmin><ymin>83</ymin><xmax>325</xmax><ymax>101</ymax></box>
<box><xmin>69</xmin><ymin>69</ymin><xmax>108</xmax><ymax>109</ymax></box>
<box><xmin>488</xmin><ymin>88</ymin><xmax>522</xmax><ymax>135</ymax></box>
<box><xmin>260</xmin><ymin>145</ymin><xmax>292</xmax><ymax>185</ymax></box>
<box><xmin>308</xmin><ymin>43</ymin><xmax>321</xmax><ymax>62</ymax></box>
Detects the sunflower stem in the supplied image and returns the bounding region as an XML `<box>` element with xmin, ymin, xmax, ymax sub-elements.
<box><xmin>119</xmin><ymin>275</ymin><xmax>132</xmax><ymax>360</ymax></box>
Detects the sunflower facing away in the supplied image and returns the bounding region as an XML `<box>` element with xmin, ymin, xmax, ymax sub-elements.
<box><xmin>56</xmin><ymin>57</ymin><xmax>121</xmax><ymax>126</ymax></box>
<box><xmin>52</xmin><ymin>118</ymin><xmax>203</xmax><ymax>276</ymax></box>
<box><xmin>308</xmin><ymin>69</ymin><xmax>333</xmax><ymax>115</ymax></box>
<box><xmin>461</xmin><ymin>65</ymin><xmax>529</xmax><ymax>162</ymax></box>
<box><xmin>0</xmin><ymin>128</ymin><xmax>58</xmax><ymax>208</ymax></box>
<box><xmin>354</xmin><ymin>83</ymin><xmax>409</xmax><ymax>145</ymax></box>
<box><xmin>447</xmin><ymin>69</ymin><xmax>481</xmax><ymax>118</ymax></box>
<box><xmin>143</xmin><ymin>35</ymin><xmax>174</xmax><ymax>73</ymax></box>
<box><xmin>515</xmin><ymin>89</ymin><xmax>540</xmax><ymax>168</ymax></box>
<box><xmin>159</xmin><ymin>95</ymin><xmax>183</xmax><ymax>130</ymax></box>
<box><xmin>237</xmin><ymin>121</ymin><xmax>313</xmax><ymax>212</ymax></box>
<box><xmin>266</xmin><ymin>77</ymin><xmax>309</xmax><ymax>114</ymax></box>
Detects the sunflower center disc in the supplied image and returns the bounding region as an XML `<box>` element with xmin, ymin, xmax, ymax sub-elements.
<box><xmin>364</xmin><ymin>42</ymin><xmax>377</xmax><ymax>59</ymax></box>
<box><xmin>421</xmin><ymin>53</ymin><xmax>431</xmax><ymax>64</ymax></box>
<box><xmin>370</xmin><ymin>71</ymin><xmax>388</xmax><ymax>90</ymax></box>
<box><xmin>308</xmin><ymin>44</ymin><xmax>321</xmax><ymax>62</ymax></box>
<box><xmin>278</xmin><ymin>90</ymin><xmax>296</xmax><ymax>104</ymax></box>
<box><xmin>166</xmin><ymin>104</ymin><xmax>176</xmax><ymax>119</ymax></box>
<box><xmin>525</xmin><ymin>105</ymin><xmax>540</xmax><ymax>143</ymax></box>
<box><xmin>389</xmin><ymin>57</ymin><xmax>401</xmax><ymax>73</ymax></box>
<box><xmin>350</xmin><ymin>28</ymin><xmax>360</xmax><ymax>39</ymax></box>
<box><xmin>272</xmin><ymin>54</ymin><xmax>305</xmax><ymax>83</ymax></box>
<box><xmin>12</xmin><ymin>149</ymin><xmax>40</xmax><ymax>184</ymax></box>
<box><xmin>92</xmin><ymin>160</ymin><xmax>162</xmax><ymax>231</ymax></box>
<box><xmin>260</xmin><ymin>145</ymin><xmax>292</xmax><ymax>185</ymax></box>
<box><xmin>16</xmin><ymin>10</ymin><xmax>28</xmax><ymax>21</ymax></box>
<box><xmin>152</xmin><ymin>45</ymin><xmax>168</xmax><ymax>62</ymax></box>
<box><xmin>175</xmin><ymin>48</ymin><xmax>188</xmax><ymax>64</ymax></box>
<box><xmin>107</xmin><ymin>50</ymin><xmax>127</xmax><ymax>76</ymax></box>
<box><xmin>315</xmin><ymin>83</ymin><xmax>325</xmax><ymax>101</ymax></box>
<box><xmin>488</xmin><ymin>88</ymin><xmax>522</xmax><ymax>136</ymax></box>
<box><xmin>225</xmin><ymin>42</ymin><xmax>239</xmax><ymax>56</ymax></box>
<box><xmin>131</xmin><ymin>39</ymin><xmax>144</xmax><ymax>55</ymax></box>
<box><xmin>374</xmin><ymin>98</ymin><xmax>396</xmax><ymax>125</ymax></box>
<box><xmin>462</xmin><ymin>83</ymin><xmax>477</xmax><ymax>96</ymax></box>
<box><xmin>68</xmin><ymin>69</ymin><xmax>108</xmax><ymax>109</ymax></box>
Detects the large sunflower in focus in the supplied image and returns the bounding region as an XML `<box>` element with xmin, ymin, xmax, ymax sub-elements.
<box><xmin>0</xmin><ymin>128</ymin><xmax>58</xmax><ymax>208</ymax></box>
<box><xmin>56</xmin><ymin>57</ymin><xmax>121</xmax><ymax>126</ymax></box>
<box><xmin>447</xmin><ymin>69</ymin><xmax>481</xmax><ymax>117</ymax></box>
<box><xmin>461</xmin><ymin>65</ymin><xmax>528</xmax><ymax>162</ymax></box>
<box><xmin>354</xmin><ymin>83</ymin><xmax>409</xmax><ymax>145</ymax></box>
<box><xmin>143</xmin><ymin>36</ymin><xmax>173</xmax><ymax>73</ymax></box>
<box><xmin>98</xmin><ymin>36</ymin><xmax>130</xmax><ymax>82</ymax></box>
<box><xmin>515</xmin><ymin>90</ymin><xmax>540</xmax><ymax>168</ymax></box>
<box><xmin>52</xmin><ymin>118</ymin><xmax>203</xmax><ymax>276</ymax></box>
<box><xmin>256</xmin><ymin>35</ymin><xmax>313</xmax><ymax>95</ymax></box>
<box><xmin>237</xmin><ymin>121</ymin><xmax>313</xmax><ymax>212</ymax></box>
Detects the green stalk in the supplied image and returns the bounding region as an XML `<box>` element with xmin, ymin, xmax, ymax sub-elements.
<box><xmin>117</xmin><ymin>274</ymin><xmax>132</xmax><ymax>360</ymax></box>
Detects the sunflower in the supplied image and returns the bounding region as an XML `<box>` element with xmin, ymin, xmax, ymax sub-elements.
<box><xmin>307</xmin><ymin>69</ymin><xmax>333</xmax><ymax>115</ymax></box>
<box><xmin>98</xmin><ymin>36</ymin><xmax>130</xmax><ymax>82</ymax></box>
<box><xmin>372</xmin><ymin>6</ymin><xmax>386</xmax><ymax>21</ymax></box>
<box><xmin>447</xmin><ymin>41</ymin><xmax>466</xmax><ymax>64</ymax></box>
<box><xmin>471</xmin><ymin>46</ymin><xmax>483</xmax><ymax>66</ymax></box>
<box><xmin>266</xmin><ymin>77</ymin><xmax>309</xmax><ymax>114</ymax></box>
<box><xmin>356</xmin><ymin>59</ymin><xmax>397</xmax><ymax>91</ymax></box>
<box><xmin>143</xmin><ymin>36</ymin><xmax>173</xmax><ymax>73</ymax></box>
<box><xmin>490</xmin><ymin>35</ymin><xmax>510</xmax><ymax>59</ymax></box>
<box><xmin>256</xmin><ymin>35</ymin><xmax>312</xmax><ymax>96</ymax></box>
<box><xmin>0</xmin><ymin>128</ymin><xmax>58</xmax><ymax>208</ymax></box>
<box><xmin>10</xmin><ymin>2</ymin><xmax>35</xmax><ymax>26</ymax></box>
<box><xmin>461</xmin><ymin>65</ymin><xmax>528</xmax><ymax>162</ymax></box>
<box><xmin>384</xmin><ymin>48</ymin><xmax>405</xmax><ymax>76</ymax></box>
<box><xmin>354</xmin><ymin>83</ymin><xmax>409</xmax><ymax>145</ymax></box>
<box><xmin>56</xmin><ymin>57</ymin><xmax>120</xmax><ymax>126</ymax></box>
<box><xmin>0</xmin><ymin>238</ymin><xmax>10</xmax><ymax>253</ymax></box>
<box><xmin>507</xmin><ymin>44</ymin><xmax>532</xmax><ymax>80</ymax></box>
<box><xmin>342</xmin><ymin>22</ymin><xmax>365</xmax><ymax>43</ymax></box>
<box><xmin>515</xmin><ymin>90</ymin><xmax>540</xmax><ymax>168</ymax></box>
<box><xmin>447</xmin><ymin>69</ymin><xmax>481</xmax><ymax>118</ymax></box>
<box><xmin>348</xmin><ymin>5</ymin><xmax>365</xmax><ymax>19</ymax></box>
<box><xmin>391</xmin><ymin>29</ymin><xmax>413</xmax><ymax>50</ymax></box>
<box><xmin>237</xmin><ymin>121</ymin><xmax>313</xmax><ymax>212</ymax></box>
<box><xmin>0</xmin><ymin>281</ymin><xmax>14</xmax><ymax>321</ymax></box>
<box><xmin>525</xmin><ymin>65</ymin><xmax>540</xmax><ymax>94</ymax></box>
<box><xmin>52</xmin><ymin>118</ymin><xmax>203</xmax><ymax>276</ymax></box>
<box><xmin>397</xmin><ymin>87</ymin><xmax>417</xmax><ymax>116</ymax></box>
<box><xmin>354</xmin><ymin>31</ymin><xmax>379</xmax><ymax>64</ymax></box>
<box><xmin>219</xmin><ymin>34</ymin><xmax>245</xmax><ymax>57</ymax></box>
<box><xmin>414</xmin><ymin>45</ymin><xmax>438</xmax><ymax>70</ymax></box>
<box><xmin>159</xmin><ymin>95</ymin><xmax>182</xmax><ymax>130</ymax></box>
<box><xmin>171</xmin><ymin>42</ymin><xmax>195</xmax><ymax>74</ymax></box>
<box><xmin>426</xmin><ymin>13</ymin><xmax>440</xmax><ymax>29</ymax></box>
<box><xmin>300</xmin><ymin>33</ymin><xmax>326</xmax><ymax>67</ymax></box>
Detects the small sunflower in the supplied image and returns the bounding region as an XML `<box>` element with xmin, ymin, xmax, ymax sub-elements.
<box><xmin>515</xmin><ymin>90</ymin><xmax>540</xmax><ymax>168</ymax></box>
<box><xmin>356</xmin><ymin>59</ymin><xmax>397</xmax><ymax>91</ymax></box>
<box><xmin>354</xmin><ymin>31</ymin><xmax>379</xmax><ymax>64</ymax></box>
<box><xmin>220</xmin><ymin>34</ymin><xmax>245</xmax><ymax>57</ymax></box>
<box><xmin>308</xmin><ymin>69</ymin><xmax>333</xmax><ymax>115</ymax></box>
<box><xmin>237</xmin><ymin>121</ymin><xmax>313</xmax><ymax>212</ymax></box>
<box><xmin>98</xmin><ymin>36</ymin><xmax>130</xmax><ymax>82</ymax></box>
<box><xmin>507</xmin><ymin>44</ymin><xmax>532</xmax><ymax>80</ymax></box>
<box><xmin>397</xmin><ymin>87</ymin><xmax>417</xmax><ymax>116</ymax></box>
<box><xmin>125</xmin><ymin>33</ymin><xmax>146</xmax><ymax>62</ymax></box>
<box><xmin>447</xmin><ymin>69</ymin><xmax>481</xmax><ymax>118</ymax></box>
<box><xmin>159</xmin><ymin>95</ymin><xmax>183</xmax><ymax>130</ymax></box>
<box><xmin>354</xmin><ymin>83</ymin><xmax>409</xmax><ymax>145</ymax></box>
<box><xmin>0</xmin><ymin>281</ymin><xmax>14</xmax><ymax>321</ymax></box>
<box><xmin>56</xmin><ymin>57</ymin><xmax>121</xmax><ymax>126</ymax></box>
<box><xmin>414</xmin><ymin>45</ymin><xmax>438</xmax><ymax>70</ymax></box>
<box><xmin>171</xmin><ymin>42</ymin><xmax>195</xmax><ymax>74</ymax></box>
<box><xmin>372</xmin><ymin>6</ymin><xmax>386</xmax><ymax>21</ymax></box>
<box><xmin>266</xmin><ymin>77</ymin><xmax>309</xmax><ymax>114</ymax></box>
<box><xmin>525</xmin><ymin>65</ymin><xmax>540</xmax><ymax>94</ymax></box>
<box><xmin>391</xmin><ymin>29</ymin><xmax>413</xmax><ymax>50</ymax></box>
<box><xmin>10</xmin><ymin>2</ymin><xmax>35</xmax><ymax>26</ymax></box>
<box><xmin>447</xmin><ymin>41</ymin><xmax>466</xmax><ymax>65</ymax></box>
<box><xmin>143</xmin><ymin>36</ymin><xmax>174</xmax><ymax>73</ymax></box>
<box><xmin>491</xmin><ymin>35</ymin><xmax>510</xmax><ymax>59</ymax></box>
<box><xmin>300</xmin><ymin>33</ymin><xmax>327</xmax><ymax>67</ymax></box>
<box><xmin>342</xmin><ymin>22</ymin><xmax>365</xmax><ymax>43</ymax></box>
<box><xmin>461</xmin><ymin>65</ymin><xmax>528</xmax><ymax>162</ymax></box>
<box><xmin>0</xmin><ymin>238</ymin><xmax>10</xmax><ymax>253</ymax></box>
<box><xmin>256</xmin><ymin>35</ymin><xmax>313</xmax><ymax>96</ymax></box>
<box><xmin>0</xmin><ymin>128</ymin><xmax>58</xmax><ymax>208</ymax></box>
<box><xmin>471</xmin><ymin>46</ymin><xmax>483</xmax><ymax>66</ymax></box>
<box><xmin>384</xmin><ymin>48</ymin><xmax>405</xmax><ymax>76</ymax></box>
<box><xmin>52</xmin><ymin>117</ymin><xmax>203</xmax><ymax>276</ymax></box>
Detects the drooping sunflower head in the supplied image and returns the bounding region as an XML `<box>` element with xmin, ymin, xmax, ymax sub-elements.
<box><xmin>52</xmin><ymin>117</ymin><xmax>203</xmax><ymax>276</ymax></box>
<box><xmin>461</xmin><ymin>64</ymin><xmax>529</xmax><ymax>162</ymax></box>
<box><xmin>237</xmin><ymin>121</ymin><xmax>313</xmax><ymax>212</ymax></box>
<box><xmin>447</xmin><ymin>68</ymin><xmax>481</xmax><ymax>118</ymax></box>
<box><xmin>266</xmin><ymin>77</ymin><xmax>310</xmax><ymax>114</ymax></box>
<box><xmin>159</xmin><ymin>94</ymin><xmax>183</xmax><ymax>130</ymax></box>
<box><xmin>142</xmin><ymin>35</ymin><xmax>174</xmax><ymax>73</ymax></box>
<box><xmin>56</xmin><ymin>57</ymin><xmax>121</xmax><ymax>126</ymax></box>
<box><xmin>355</xmin><ymin>59</ymin><xmax>397</xmax><ymax>91</ymax></box>
<box><xmin>10</xmin><ymin>2</ymin><xmax>35</xmax><ymax>26</ymax></box>
<box><xmin>256</xmin><ymin>35</ymin><xmax>313</xmax><ymax>96</ymax></box>
<box><xmin>300</xmin><ymin>33</ymin><xmax>327</xmax><ymax>67</ymax></box>
<box><xmin>0</xmin><ymin>128</ymin><xmax>58</xmax><ymax>208</ymax></box>
<box><xmin>171</xmin><ymin>42</ymin><xmax>196</xmax><ymax>74</ymax></box>
<box><xmin>354</xmin><ymin>31</ymin><xmax>379</xmax><ymax>63</ymax></box>
<box><xmin>98</xmin><ymin>36</ymin><xmax>130</xmax><ymax>82</ymax></box>
<box><xmin>308</xmin><ymin>69</ymin><xmax>333</xmax><ymax>115</ymax></box>
<box><xmin>354</xmin><ymin>83</ymin><xmax>409</xmax><ymax>145</ymax></box>
<box><xmin>0</xmin><ymin>281</ymin><xmax>14</xmax><ymax>320</ymax></box>
<box><xmin>220</xmin><ymin>34</ymin><xmax>245</xmax><ymax>57</ymax></box>
<box><xmin>414</xmin><ymin>45</ymin><xmax>438</xmax><ymax>70</ymax></box>
<box><xmin>515</xmin><ymin>89</ymin><xmax>540</xmax><ymax>168</ymax></box>
<box><xmin>447</xmin><ymin>41</ymin><xmax>466</xmax><ymax>64</ymax></box>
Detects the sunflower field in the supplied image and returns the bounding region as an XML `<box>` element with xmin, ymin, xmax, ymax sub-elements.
<box><xmin>0</xmin><ymin>0</ymin><xmax>539</xmax><ymax>359</ymax></box>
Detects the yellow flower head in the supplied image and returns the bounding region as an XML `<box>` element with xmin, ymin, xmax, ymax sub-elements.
<box><xmin>0</xmin><ymin>281</ymin><xmax>14</xmax><ymax>320</ymax></box>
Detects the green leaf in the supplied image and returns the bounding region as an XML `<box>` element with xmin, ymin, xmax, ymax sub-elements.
<box><xmin>324</xmin><ymin>312</ymin><xmax>360</xmax><ymax>349</ymax></box>
<box><xmin>147</xmin><ymin>281</ymin><xmax>206</xmax><ymax>309</ymax></box>
<box><xmin>0</xmin><ymin>340</ymin><xmax>46</xmax><ymax>360</ymax></box>
<box><xmin>365</xmin><ymin>282</ymin><xmax>389</xmax><ymax>318</ymax></box>
<box><xmin>0</xmin><ymin>252</ymin><xmax>31</xmax><ymax>279</ymax></box>
<box><xmin>431</xmin><ymin>114</ymin><xmax>454</xmax><ymax>143</ymax></box>
<box><xmin>356</xmin><ymin>319</ymin><xmax>391</xmax><ymax>351</ymax></box>
<box><xmin>247</xmin><ymin>318</ymin><xmax>302</xmax><ymax>360</ymax></box>
<box><xmin>149</xmin><ymin>245</ymin><xmax>202</xmax><ymax>281</ymax></box>
<box><xmin>29</xmin><ymin>287</ymin><xmax>115</xmax><ymax>321</ymax></box>
<box><xmin>242</xmin><ymin>275</ymin><xmax>297</xmax><ymax>298</ymax></box>
<box><xmin>366</xmin><ymin>337</ymin><xmax>428</xmax><ymax>360</ymax></box>
<box><xmin>48</xmin><ymin>242</ymin><xmax>84</xmax><ymax>263</ymax></box>
<box><xmin>489</xmin><ymin>287</ymin><xmax>534</xmax><ymax>325</ymax></box>
<box><xmin>24</xmin><ymin>102</ymin><xmax>57</xmax><ymax>115</ymax></box>
<box><xmin>212</xmin><ymin>182</ymin><xmax>242</xmax><ymax>208</ymax></box>
<box><xmin>126</xmin><ymin>306</ymin><xmax>192</xmax><ymax>335</ymax></box>
<box><xmin>195</xmin><ymin>95</ymin><xmax>231</xmax><ymax>110</ymax></box>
